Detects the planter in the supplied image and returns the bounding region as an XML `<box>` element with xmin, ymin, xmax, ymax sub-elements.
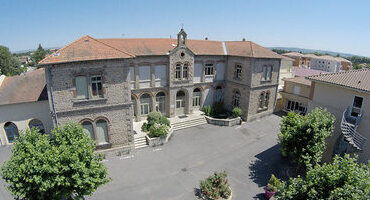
<box><xmin>201</xmin><ymin>188</ymin><xmax>232</xmax><ymax>200</ymax></box>
<box><xmin>205</xmin><ymin>116</ymin><xmax>241</xmax><ymax>127</ymax></box>
<box><xmin>145</xmin><ymin>126</ymin><xmax>173</xmax><ymax>147</ymax></box>
<box><xmin>264</xmin><ymin>187</ymin><xmax>276</xmax><ymax>199</ymax></box>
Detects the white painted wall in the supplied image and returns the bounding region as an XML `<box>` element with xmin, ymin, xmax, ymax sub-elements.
<box><xmin>154</xmin><ymin>65</ymin><xmax>167</xmax><ymax>87</ymax></box>
<box><xmin>194</xmin><ymin>63</ymin><xmax>203</xmax><ymax>83</ymax></box>
<box><xmin>138</xmin><ymin>66</ymin><xmax>151</xmax><ymax>88</ymax></box>
<box><xmin>0</xmin><ymin>101</ymin><xmax>53</xmax><ymax>145</ymax></box>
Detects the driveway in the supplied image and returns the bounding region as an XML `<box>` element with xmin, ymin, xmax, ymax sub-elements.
<box><xmin>89</xmin><ymin>114</ymin><xmax>289</xmax><ymax>200</ymax></box>
<box><xmin>0</xmin><ymin>114</ymin><xmax>290</xmax><ymax>200</ymax></box>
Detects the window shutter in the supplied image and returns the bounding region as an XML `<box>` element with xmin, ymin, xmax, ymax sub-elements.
<box><xmin>76</xmin><ymin>76</ymin><xmax>88</xmax><ymax>99</ymax></box>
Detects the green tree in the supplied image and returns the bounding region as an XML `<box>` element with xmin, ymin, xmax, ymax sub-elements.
<box><xmin>277</xmin><ymin>154</ymin><xmax>370</xmax><ymax>200</ymax></box>
<box><xmin>278</xmin><ymin>108</ymin><xmax>335</xmax><ymax>169</ymax></box>
<box><xmin>31</xmin><ymin>44</ymin><xmax>47</xmax><ymax>64</ymax></box>
<box><xmin>1</xmin><ymin>124</ymin><xmax>110</xmax><ymax>200</ymax></box>
<box><xmin>353</xmin><ymin>64</ymin><xmax>363</xmax><ymax>70</ymax></box>
<box><xmin>0</xmin><ymin>45</ymin><xmax>24</xmax><ymax>76</ymax></box>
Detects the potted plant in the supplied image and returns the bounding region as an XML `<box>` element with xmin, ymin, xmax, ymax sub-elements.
<box><xmin>200</xmin><ymin>171</ymin><xmax>232</xmax><ymax>200</ymax></box>
<box><xmin>264</xmin><ymin>174</ymin><xmax>282</xmax><ymax>199</ymax></box>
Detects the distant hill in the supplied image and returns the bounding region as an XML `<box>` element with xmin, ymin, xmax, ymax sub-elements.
<box><xmin>268</xmin><ymin>47</ymin><xmax>363</xmax><ymax>58</ymax></box>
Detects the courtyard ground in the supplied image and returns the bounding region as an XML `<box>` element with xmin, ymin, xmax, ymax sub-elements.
<box><xmin>0</xmin><ymin>114</ymin><xmax>291</xmax><ymax>200</ymax></box>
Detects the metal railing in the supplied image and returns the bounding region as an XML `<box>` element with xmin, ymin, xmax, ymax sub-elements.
<box><xmin>341</xmin><ymin>107</ymin><xmax>367</xmax><ymax>151</ymax></box>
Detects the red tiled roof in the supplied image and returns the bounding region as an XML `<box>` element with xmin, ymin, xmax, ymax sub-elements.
<box><xmin>283</xmin><ymin>76</ymin><xmax>311</xmax><ymax>86</ymax></box>
<box><xmin>39</xmin><ymin>35</ymin><xmax>134</xmax><ymax>65</ymax></box>
<box><xmin>39</xmin><ymin>36</ymin><xmax>282</xmax><ymax>65</ymax></box>
<box><xmin>0</xmin><ymin>68</ymin><xmax>46</xmax><ymax>106</ymax></box>
<box><xmin>293</xmin><ymin>67</ymin><xmax>328</xmax><ymax>77</ymax></box>
<box><xmin>307</xmin><ymin>68</ymin><xmax>370</xmax><ymax>92</ymax></box>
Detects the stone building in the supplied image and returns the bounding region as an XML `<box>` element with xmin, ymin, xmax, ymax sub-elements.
<box><xmin>32</xmin><ymin>29</ymin><xmax>283</xmax><ymax>150</ymax></box>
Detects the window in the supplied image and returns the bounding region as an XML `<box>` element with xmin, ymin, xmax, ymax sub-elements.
<box><xmin>183</xmin><ymin>64</ymin><xmax>188</xmax><ymax>78</ymax></box>
<box><xmin>286</xmin><ymin>100</ymin><xmax>307</xmax><ymax>114</ymax></box>
<box><xmin>259</xmin><ymin>92</ymin><xmax>265</xmax><ymax>109</ymax></box>
<box><xmin>262</xmin><ymin>65</ymin><xmax>272</xmax><ymax>81</ymax></box>
<box><xmin>140</xmin><ymin>93</ymin><xmax>151</xmax><ymax>115</ymax></box>
<box><xmin>232</xmin><ymin>91</ymin><xmax>240</xmax><ymax>107</ymax></box>
<box><xmin>234</xmin><ymin>64</ymin><xmax>242</xmax><ymax>80</ymax></box>
<box><xmin>215</xmin><ymin>86</ymin><xmax>223</xmax><ymax>102</ymax></box>
<box><xmin>29</xmin><ymin>119</ymin><xmax>45</xmax><ymax>134</ymax></box>
<box><xmin>293</xmin><ymin>86</ymin><xmax>301</xmax><ymax>95</ymax></box>
<box><xmin>76</xmin><ymin>76</ymin><xmax>88</xmax><ymax>99</ymax></box>
<box><xmin>91</xmin><ymin>75</ymin><xmax>103</xmax><ymax>98</ymax></box>
<box><xmin>193</xmin><ymin>88</ymin><xmax>201</xmax><ymax>107</ymax></box>
<box><xmin>351</xmin><ymin>96</ymin><xmax>363</xmax><ymax>117</ymax></box>
<box><xmin>175</xmin><ymin>64</ymin><xmax>181</xmax><ymax>79</ymax></box>
<box><xmin>205</xmin><ymin>63</ymin><xmax>214</xmax><ymax>75</ymax></box>
<box><xmin>156</xmin><ymin>92</ymin><xmax>166</xmax><ymax>114</ymax></box>
<box><xmin>96</xmin><ymin>119</ymin><xmax>109</xmax><ymax>145</ymax></box>
<box><xmin>264</xmin><ymin>92</ymin><xmax>270</xmax><ymax>108</ymax></box>
<box><xmin>82</xmin><ymin>121</ymin><xmax>95</xmax><ymax>140</ymax></box>
<box><xmin>4</xmin><ymin>122</ymin><xmax>19</xmax><ymax>143</ymax></box>
<box><xmin>131</xmin><ymin>96</ymin><xmax>137</xmax><ymax>117</ymax></box>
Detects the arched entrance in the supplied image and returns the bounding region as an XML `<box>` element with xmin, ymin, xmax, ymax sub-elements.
<box><xmin>156</xmin><ymin>92</ymin><xmax>166</xmax><ymax>115</ymax></box>
<box><xmin>176</xmin><ymin>90</ymin><xmax>186</xmax><ymax>115</ymax></box>
<box><xmin>193</xmin><ymin>88</ymin><xmax>201</xmax><ymax>110</ymax></box>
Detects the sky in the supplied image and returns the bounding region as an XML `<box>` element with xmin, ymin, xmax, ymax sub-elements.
<box><xmin>0</xmin><ymin>0</ymin><xmax>369</xmax><ymax>57</ymax></box>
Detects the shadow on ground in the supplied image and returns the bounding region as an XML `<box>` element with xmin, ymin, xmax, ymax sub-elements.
<box><xmin>249</xmin><ymin>144</ymin><xmax>296</xmax><ymax>199</ymax></box>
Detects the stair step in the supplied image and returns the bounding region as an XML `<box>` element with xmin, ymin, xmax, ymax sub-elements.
<box><xmin>135</xmin><ymin>143</ymin><xmax>149</xmax><ymax>149</ymax></box>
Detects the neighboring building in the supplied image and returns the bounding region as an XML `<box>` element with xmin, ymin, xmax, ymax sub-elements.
<box><xmin>275</xmin><ymin>56</ymin><xmax>294</xmax><ymax>111</ymax></box>
<box><xmin>292</xmin><ymin>67</ymin><xmax>328</xmax><ymax>77</ymax></box>
<box><xmin>0</xmin><ymin>69</ymin><xmax>53</xmax><ymax>146</ymax></box>
<box><xmin>309</xmin><ymin>55</ymin><xmax>343</xmax><ymax>72</ymax></box>
<box><xmin>307</xmin><ymin>69</ymin><xmax>369</xmax><ymax>163</ymax></box>
<box><xmin>280</xmin><ymin>77</ymin><xmax>311</xmax><ymax>114</ymax></box>
<box><xmin>282</xmin><ymin>52</ymin><xmax>310</xmax><ymax>68</ymax></box>
<box><xmin>32</xmin><ymin>29</ymin><xmax>283</xmax><ymax>151</ymax></box>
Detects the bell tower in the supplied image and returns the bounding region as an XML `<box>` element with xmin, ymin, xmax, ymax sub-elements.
<box><xmin>177</xmin><ymin>28</ymin><xmax>187</xmax><ymax>47</ymax></box>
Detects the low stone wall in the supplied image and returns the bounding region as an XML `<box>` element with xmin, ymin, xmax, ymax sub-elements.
<box><xmin>145</xmin><ymin>126</ymin><xmax>174</xmax><ymax>147</ymax></box>
<box><xmin>205</xmin><ymin>116</ymin><xmax>241</xmax><ymax>127</ymax></box>
<box><xmin>95</xmin><ymin>144</ymin><xmax>132</xmax><ymax>159</ymax></box>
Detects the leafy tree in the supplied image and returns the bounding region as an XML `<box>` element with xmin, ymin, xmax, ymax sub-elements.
<box><xmin>1</xmin><ymin>124</ymin><xmax>110</xmax><ymax>200</ymax></box>
<box><xmin>0</xmin><ymin>45</ymin><xmax>24</xmax><ymax>76</ymax></box>
<box><xmin>278</xmin><ymin>108</ymin><xmax>335</xmax><ymax>169</ymax></box>
<box><xmin>272</xmin><ymin>49</ymin><xmax>291</xmax><ymax>55</ymax></box>
<box><xmin>353</xmin><ymin>64</ymin><xmax>363</xmax><ymax>70</ymax></box>
<box><xmin>31</xmin><ymin>44</ymin><xmax>47</xmax><ymax>64</ymax></box>
<box><xmin>277</xmin><ymin>154</ymin><xmax>370</xmax><ymax>200</ymax></box>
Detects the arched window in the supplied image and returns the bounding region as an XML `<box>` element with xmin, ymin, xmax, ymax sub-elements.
<box><xmin>232</xmin><ymin>91</ymin><xmax>240</xmax><ymax>108</ymax></box>
<box><xmin>259</xmin><ymin>92</ymin><xmax>265</xmax><ymax>109</ymax></box>
<box><xmin>29</xmin><ymin>119</ymin><xmax>45</xmax><ymax>134</ymax></box>
<box><xmin>96</xmin><ymin>119</ymin><xmax>109</xmax><ymax>145</ymax></box>
<box><xmin>81</xmin><ymin>121</ymin><xmax>95</xmax><ymax>140</ymax></box>
<box><xmin>183</xmin><ymin>64</ymin><xmax>188</xmax><ymax>78</ymax></box>
<box><xmin>4</xmin><ymin>122</ymin><xmax>19</xmax><ymax>143</ymax></box>
<box><xmin>175</xmin><ymin>64</ymin><xmax>181</xmax><ymax>79</ymax></box>
<box><xmin>176</xmin><ymin>90</ymin><xmax>186</xmax><ymax>114</ymax></box>
<box><xmin>193</xmin><ymin>88</ymin><xmax>201</xmax><ymax>107</ymax></box>
<box><xmin>156</xmin><ymin>92</ymin><xmax>166</xmax><ymax>114</ymax></box>
<box><xmin>140</xmin><ymin>93</ymin><xmax>151</xmax><ymax>115</ymax></box>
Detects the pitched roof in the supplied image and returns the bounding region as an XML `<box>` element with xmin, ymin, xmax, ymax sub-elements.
<box><xmin>282</xmin><ymin>52</ymin><xmax>304</xmax><ymax>58</ymax></box>
<box><xmin>284</xmin><ymin>76</ymin><xmax>311</xmax><ymax>86</ymax></box>
<box><xmin>39</xmin><ymin>35</ymin><xmax>134</xmax><ymax>65</ymax></box>
<box><xmin>293</xmin><ymin>67</ymin><xmax>328</xmax><ymax>77</ymax></box>
<box><xmin>307</xmin><ymin>68</ymin><xmax>370</xmax><ymax>92</ymax></box>
<box><xmin>0</xmin><ymin>68</ymin><xmax>47</xmax><ymax>106</ymax></box>
<box><xmin>39</xmin><ymin>35</ymin><xmax>282</xmax><ymax>65</ymax></box>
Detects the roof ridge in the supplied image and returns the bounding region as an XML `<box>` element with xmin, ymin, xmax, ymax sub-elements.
<box><xmin>87</xmin><ymin>36</ymin><xmax>135</xmax><ymax>57</ymax></box>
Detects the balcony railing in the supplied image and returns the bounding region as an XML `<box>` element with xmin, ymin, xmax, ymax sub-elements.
<box><xmin>340</xmin><ymin>107</ymin><xmax>367</xmax><ymax>151</ymax></box>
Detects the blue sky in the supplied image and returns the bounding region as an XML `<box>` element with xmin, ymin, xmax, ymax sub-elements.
<box><xmin>0</xmin><ymin>0</ymin><xmax>369</xmax><ymax>57</ymax></box>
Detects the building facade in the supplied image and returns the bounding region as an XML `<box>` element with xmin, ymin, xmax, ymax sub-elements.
<box><xmin>0</xmin><ymin>29</ymin><xmax>284</xmax><ymax>150</ymax></box>
<box><xmin>280</xmin><ymin>77</ymin><xmax>311</xmax><ymax>115</ymax></box>
<box><xmin>307</xmin><ymin>69</ymin><xmax>369</xmax><ymax>163</ymax></box>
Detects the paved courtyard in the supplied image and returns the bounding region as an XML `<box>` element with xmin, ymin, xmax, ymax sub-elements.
<box><xmin>0</xmin><ymin>114</ymin><xmax>291</xmax><ymax>200</ymax></box>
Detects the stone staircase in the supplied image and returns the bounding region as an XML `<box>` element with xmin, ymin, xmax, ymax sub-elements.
<box><xmin>172</xmin><ymin>116</ymin><xmax>207</xmax><ymax>131</ymax></box>
<box><xmin>134</xmin><ymin>136</ymin><xmax>148</xmax><ymax>149</ymax></box>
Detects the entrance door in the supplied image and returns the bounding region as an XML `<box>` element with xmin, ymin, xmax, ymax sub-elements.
<box><xmin>351</xmin><ymin>96</ymin><xmax>363</xmax><ymax>117</ymax></box>
<box><xmin>176</xmin><ymin>91</ymin><xmax>186</xmax><ymax>115</ymax></box>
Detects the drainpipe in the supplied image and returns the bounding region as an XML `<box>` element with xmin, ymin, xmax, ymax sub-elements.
<box><xmin>47</xmin><ymin>67</ymin><xmax>58</xmax><ymax>126</ymax></box>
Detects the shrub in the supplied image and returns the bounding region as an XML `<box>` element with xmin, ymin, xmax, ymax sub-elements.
<box><xmin>278</xmin><ymin>108</ymin><xmax>335</xmax><ymax>169</ymax></box>
<box><xmin>278</xmin><ymin>154</ymin><xmax>370</xmax><ymax>200</ymax></box>
<box><xmin>148</xmin><ymin>123</ymin><xmax>169</xmax><ymax>138</ymax></box>
<box><xmin>159</xmin><ymin>116</ymin><xmax>170</xmax><ymax>127</ymax></box>
<box><xmin>204</xmin><ymin>105</ymin><xmax>212</xmax><ymax>116</ymax></box>
<box><xmin>266</xmin><ymin>174</ymin><xmax>284</xmax><ymax>192</ymax></box>
<box><xmin>200</xmin><ymin>171</ymin><xmax>231</xmax><ymax>200</ymax></box>
<box><xmin>141</xmin><ymin>122</ymin><xmax>149</xmax><ymax>132</ymax></box>
<box><xmin>1</xmin><ymin>124</ymin><xmax>110</xmax><ymax>200</ymax></box>
<box><xmin>231</xmin><ymin>107</ymin><xmax>243</xmax><ymax>118</ymax></box>
<box><xmin>147</xmin><ymin>111</ymin><xmax>162</xmax><ymax>126</ymax></box>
